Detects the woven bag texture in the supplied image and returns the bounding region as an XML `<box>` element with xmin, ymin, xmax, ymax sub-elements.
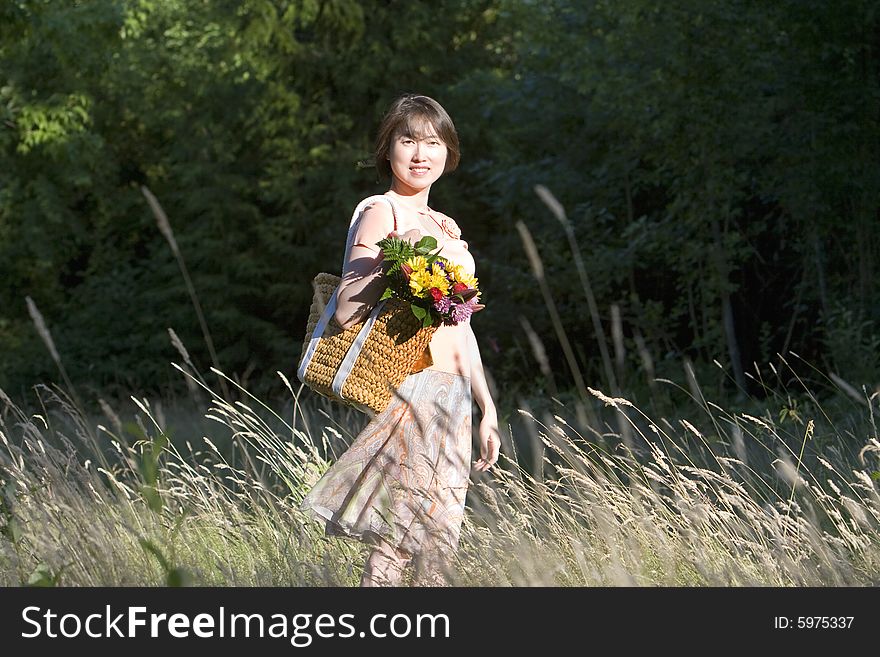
<box><xmin>299</xmin><ymin>272</ymin><xmax>437</xmax><ymax>414</ymax></box>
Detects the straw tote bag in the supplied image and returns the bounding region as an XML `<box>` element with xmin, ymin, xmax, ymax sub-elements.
<box><xmin>296</xmin><ymin>195</ymin><xmax>437</xmax><ymax>416</ymax></box>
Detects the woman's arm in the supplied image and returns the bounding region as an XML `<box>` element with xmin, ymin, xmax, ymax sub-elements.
<box><xmin>467</xmin><ymin>323</ymin><xmax>496</xmax><ymax>419</ymax></box>
<box><xmin>334</xmin><ymin>203</ymin><xmax>395</xmax><ymax>330</ymax></box>
<box><xmin>468</xmin><ymin>323</ymin><xmax>501</xmax><ymax>471</ymax></box>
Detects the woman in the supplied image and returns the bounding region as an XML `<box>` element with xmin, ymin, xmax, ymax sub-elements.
<box><xmin>299</xmin><ymin>93</ymin><xmax>501</xmax><ymax>587</ymax></box>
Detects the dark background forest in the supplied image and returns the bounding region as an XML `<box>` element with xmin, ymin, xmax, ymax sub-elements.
<box><xmin>1</xmin><ymin>0</ymin><xmax>878</xmax><ymax>411</ymax></box>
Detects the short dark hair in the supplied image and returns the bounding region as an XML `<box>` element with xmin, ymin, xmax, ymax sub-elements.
<box><xmin>374</xmin><ymin>94</ymin><xmax>460</xmax><ymax>178</ymax></box>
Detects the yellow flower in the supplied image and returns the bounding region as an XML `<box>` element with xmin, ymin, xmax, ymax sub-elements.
<box><xmin>446</xmin><ymin>264</ymin><xmax>473</xmax><ymax>287</ymax></box>
<box><xmin>409</xmin><ymin>270</ymin><xmax>432</xmax><ymax>297</ymax></box>
<box><xmin>406</xmin><ymin>256</ymin><xmax>429</xmax><ymax>273</ymax></box>
<box><xmin>459</xmin><ymin>271</ymin><xmax>478</xmax><ymax>289</ymax></box>
<box><xmin>428</xmin><ymin>271</ymin><xmax>450</xmax><ymax>294</ymax></box>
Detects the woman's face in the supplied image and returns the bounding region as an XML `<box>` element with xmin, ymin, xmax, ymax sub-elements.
<box><xmin>388</xmin><ymin>120</ymin><xmax>448</xmax><ymax>193</ymax></box>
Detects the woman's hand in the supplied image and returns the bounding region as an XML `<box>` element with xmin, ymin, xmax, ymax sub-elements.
<box><xmin>474</xmin><ymin>413</ymin><xmax>501</xmax><ymax>471</ymax></box>
<box><xmin>387</xmin><ymin>228</ymin><xmax>424</xmax><ymax>244</ymax></box>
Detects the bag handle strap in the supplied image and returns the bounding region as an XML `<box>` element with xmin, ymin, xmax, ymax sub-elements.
<box><xmin>340</xmin><ymin>194</ymin><xmax>400</xmax><ymax>275</ymax></box>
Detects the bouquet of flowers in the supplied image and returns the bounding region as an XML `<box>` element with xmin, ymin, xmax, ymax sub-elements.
<box><xmin>375</xmin><ymin>235</ymin><xmax>483</xmax><ymax>328</ymax></box>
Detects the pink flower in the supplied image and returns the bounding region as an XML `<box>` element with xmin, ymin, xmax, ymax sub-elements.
<box><xmin>450</xmin><ymin>302</ymin><xmax>473</xmax><ymax>324</ymax></box>
<box><xmin>464</xmin><ymin>296</ymin><xmax>484</xmax><ymax>313</ymax></box>
<box><xmin>434</xmin><ymin>296</ymin><xmax>452</xmax><ymax>313</ymax></box>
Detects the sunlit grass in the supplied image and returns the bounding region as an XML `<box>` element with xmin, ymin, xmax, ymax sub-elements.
<box><xmin>1</xmin><ymin>355</ymin><xmax>878</xmax><ymax>587</ymax></box>
<box><xmin>3</xmin><ymin>185</ymin><xmax>878</xmax><ymax>586</ymax></box>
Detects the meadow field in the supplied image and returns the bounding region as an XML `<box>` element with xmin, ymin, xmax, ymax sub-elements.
<box><xmin>2</xmin><ymin>347</ymin><xmax>878</xmax><ymax>587</ymax></box>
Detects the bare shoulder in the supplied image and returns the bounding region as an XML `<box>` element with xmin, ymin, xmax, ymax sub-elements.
<box><xmin>357</xmin><ymin>198</ymin><xmax>395</xmax><ymax>230</ymax></box>
<box><xmin>361</xmin><ymin>198</ymin><xmax>394</xmax><ymax>219</ymax></box>
<box><xmin>350</xmin><ymin>198</ymin><xmax>396</xmax><ymax>254</ymax></box>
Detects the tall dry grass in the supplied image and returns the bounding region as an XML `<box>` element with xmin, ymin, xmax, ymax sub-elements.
<box><xmin>2</xmin><ymin>186</ymin><xmax>878</xmax><ymax>586</ymax></box>
<box><xmin>1</xmin><ymin>354</ymin><xmax>878</xmax><ymax>586</ymax></box>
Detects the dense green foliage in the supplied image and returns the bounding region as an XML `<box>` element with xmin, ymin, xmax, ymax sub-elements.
<box><xmin>1</xmin><ymin>0</ymin><xmax>878</xmax><ymax>404</ymax></box>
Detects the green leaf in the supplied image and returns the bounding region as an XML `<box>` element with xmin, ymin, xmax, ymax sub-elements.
<box><xmin>26</xmin><ymin>564</ymin><xmax>58</xmax><ymax>587</ymax></box>
<box><xmin>377</xmin><ymin>236</ymin><xmax>415</xmax><ymax>264</ymax></box>
<box><xmin>166</xmin><ymin>567</ymin><xmax>191</xmax><ymax>587</ymax></box>
<box><xmin>140</xmin><ymin>484</ymin><xmax>164</xmax><ymax>513</ymax></box>
<box><xmin>411</xmin><ymin>304</ymin><xmax>427</xmax><ymax>320</ymax></box>
<box><xmin>5</xmin><ymin>518</ymin><xmax>23</xmax><ymax>543</ymax></box>
<box><xmin>379</xmin><ymin>287</ymin><xmax>394</xmax><ymax>300</ymax></box>
<box><xmin>139</xmin><ymin>537</ymin><xmax>170</xmax><ymax>571</ymax></box>
<box><xmin>415</xmin><ymin>235</ymin><xmax>437</xmax><ymax>253</ymax></box>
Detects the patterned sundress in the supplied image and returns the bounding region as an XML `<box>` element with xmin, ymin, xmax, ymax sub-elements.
<box><xmin>299</xmin><ymin>369</ymin><xmax>472</xmax><ymax>558</ymax></box>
